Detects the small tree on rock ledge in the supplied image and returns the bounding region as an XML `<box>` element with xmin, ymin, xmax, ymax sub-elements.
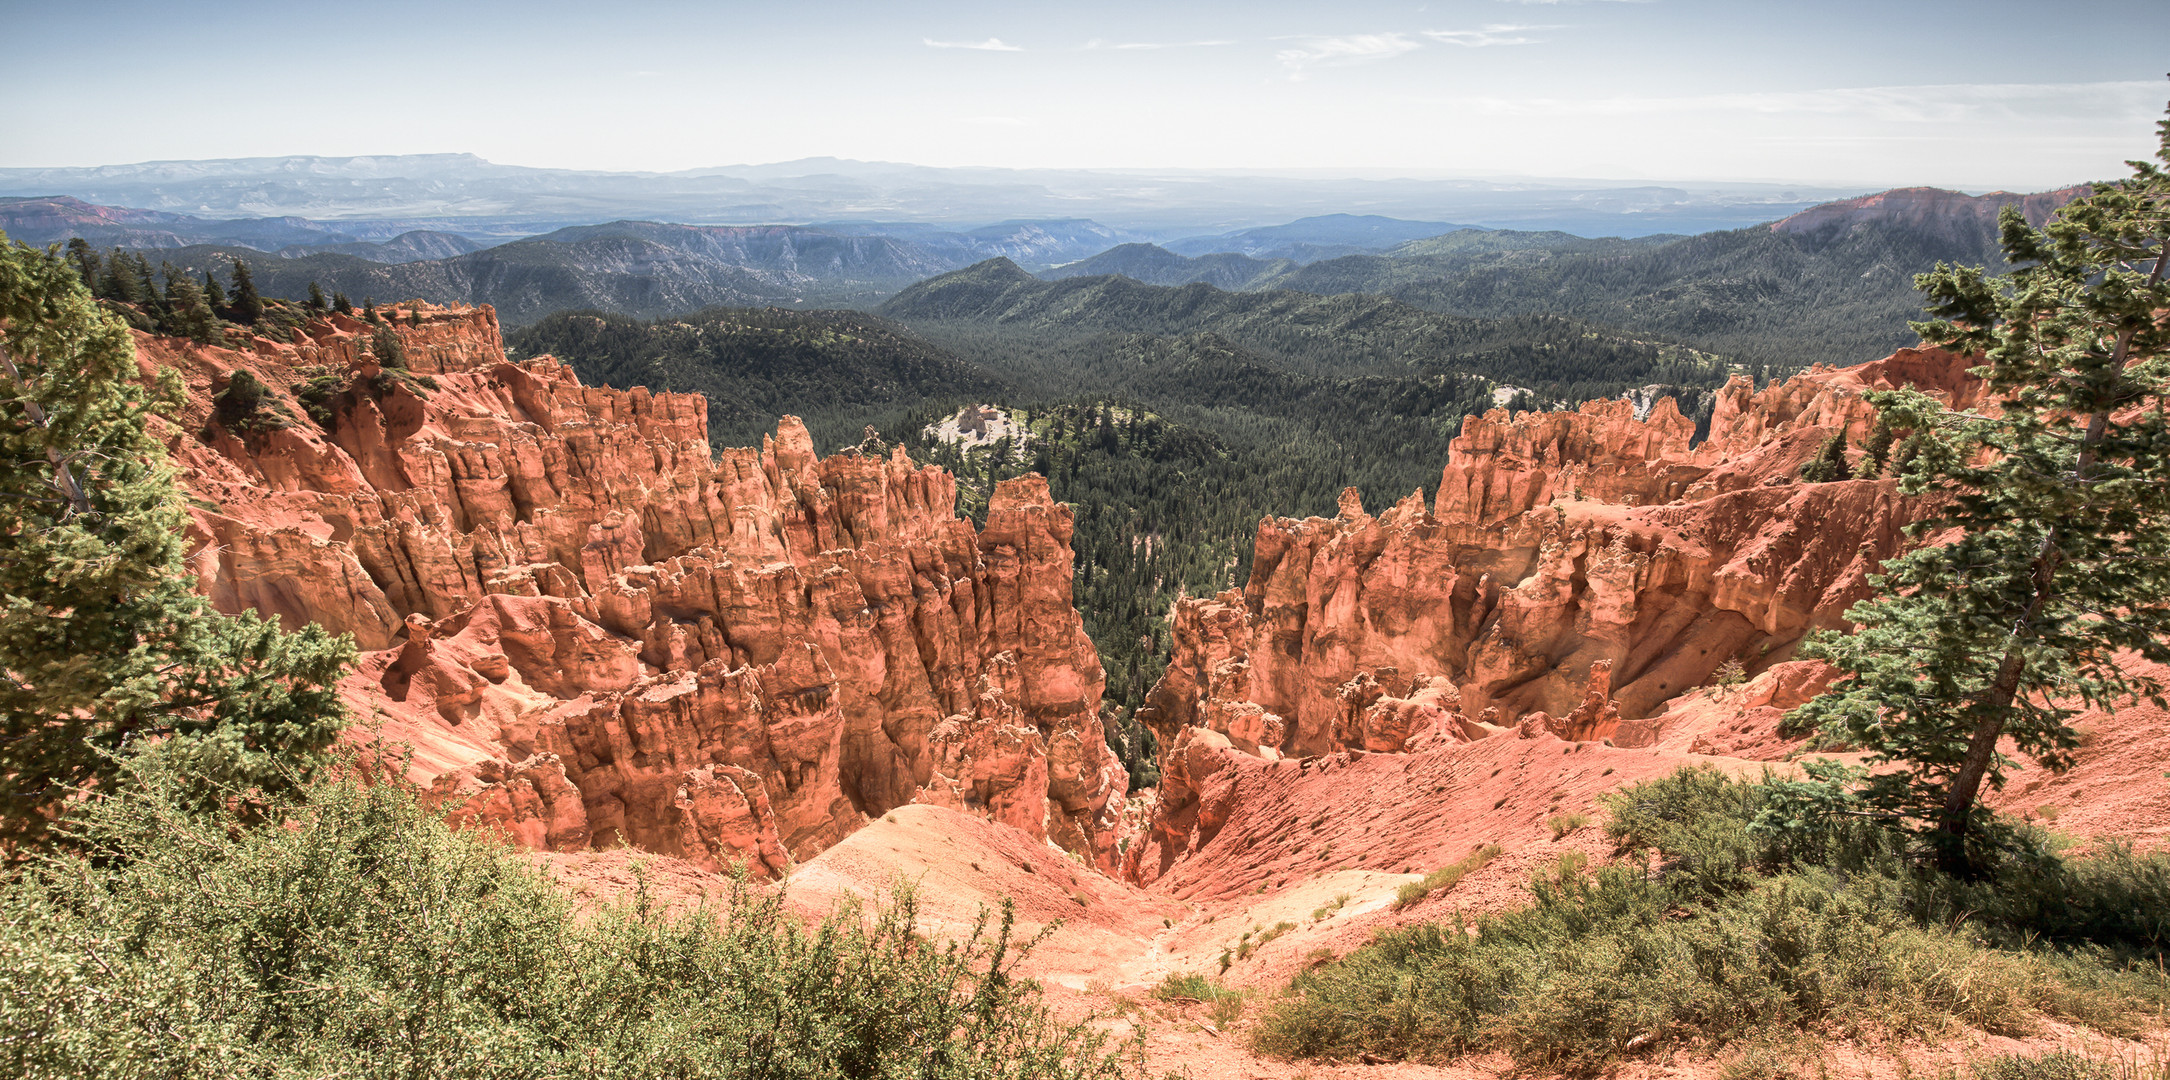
<box><xmin>1787</xmin><ymin>97</ymin><xmax>2170</xmax><ymax>871</ymax></box>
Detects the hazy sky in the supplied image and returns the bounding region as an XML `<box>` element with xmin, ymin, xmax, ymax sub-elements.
<box><xmin>4</xmin><ymin>0</ymin><xmax>2165</xmax><ymax>189</ymax></box>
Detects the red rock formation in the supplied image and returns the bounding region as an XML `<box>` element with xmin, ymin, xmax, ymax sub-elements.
<box><xmin>142</xmin><ymin>303</ymin><xmax>1127</xmax><ymax>874</ymax></box>
<box><xmin>1129</xmin><ymin>348</ymin><xmax>1982</xmax><ymax>885</ymax></box>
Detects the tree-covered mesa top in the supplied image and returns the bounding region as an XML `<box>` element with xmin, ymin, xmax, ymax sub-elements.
<box><xmin>0</xmin><ymin>234</ymin><xmax>354</xmax><ymax>849</ymax></box>
<box><xmin>1787</xmin><ymin>101</ymin><xmax>2170</xmax><ymax>869</ymax></box>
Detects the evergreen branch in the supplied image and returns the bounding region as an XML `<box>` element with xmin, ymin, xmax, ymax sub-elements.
<box><xmin>0</xmin><ymin>334</ymin><xmax>92</xmax><ymax>518</ymax></box>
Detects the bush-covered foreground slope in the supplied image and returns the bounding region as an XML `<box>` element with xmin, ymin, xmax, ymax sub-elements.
<box><xmin>0</xmin><ymin>761</ymin><xmax>1137</xmax><ymax>1080</ymax></box>
<box><xmin>1254</xmin><ymin>767</ymin><xmax>2170</xmax><ymax>1075</ymax></box>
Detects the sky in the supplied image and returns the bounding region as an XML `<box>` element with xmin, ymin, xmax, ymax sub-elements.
<box><xmin>3</xmin><ymin>0</ymin><xmax>2165</xmax><ymax>190</ymax></box>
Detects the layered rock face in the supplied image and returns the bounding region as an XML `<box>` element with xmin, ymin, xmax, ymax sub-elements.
<box><xmin>145</xmin><ymin>304</ymin><xmax>1127</xmax><ymax>874</ymax></box>
<box><xmin>1130</xmin><ymin>349</ymin><xmax>1980</xmax><ymax>883</ymax></box>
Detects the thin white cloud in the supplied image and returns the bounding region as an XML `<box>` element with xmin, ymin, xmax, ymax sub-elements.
<box><xmin>1497</xmin><ymin>0</ymin><xmax>1650</xmax><ymax>5</ymax></box>
<box><xmin>955</xmin><ymin>116</ymin><xmax>1032</xmax><ymax>127</ymax></box>
<box><xmin>1100</xmin><ymin>39</ymin><xmax>1235</xmax><ymax>50</ymax></box>
<box><xmin>1275</xmin><ymin>33</ymin><xmax>1422</xmax><ymax>77</ymax></box>
<box><xmin>1423</xmin><ymin>24</ymin><xmax>1551</xmax><ymax>47</ymax></box>
<box><xmin>1441</xmin><ymin>81</ymin><xmax>2162</xmax><ymax>124</ymax></box>
<box><xmin>923</xmin><ymin>37</ymin><xmax>1024</xmax><ymax>52</ymax></box>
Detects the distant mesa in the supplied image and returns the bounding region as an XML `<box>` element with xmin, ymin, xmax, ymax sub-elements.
<box><xmin>1770</xmin><ymin>185</ymin><xmax>2089</xmax><ymax>241</ymax></box>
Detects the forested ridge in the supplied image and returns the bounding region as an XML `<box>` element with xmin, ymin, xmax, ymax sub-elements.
<box><xmin>508</xmin><ymin>307</ymin><xmax>1007</xmax><ymax>448</ymax></box>
<box><xmin>1060</xmin><ymin>210</ymin><xmax>2047</xmax><ymax>370</ymax></box>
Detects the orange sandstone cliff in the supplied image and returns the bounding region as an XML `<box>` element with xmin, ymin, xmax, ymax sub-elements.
<box><xmin>1128</xmin><ymin>348</ymin><xmax>1987</xmax><ymax>884</ymax></box>
<box><xmin>140</xmin><ymin>304</ymin><xmax>1128</xmax><ymax>874</ymax></box>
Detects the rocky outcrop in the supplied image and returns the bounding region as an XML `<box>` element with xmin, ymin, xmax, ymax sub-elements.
<box><xmin>144</xmin><ymin>303</ymin><xmax>1127</xmax><ymax>874</ymax></box>
<box><xmin>1128</xmin><ymin>348</ymin><xmax>1980</xmax><ymax>884</ymax></box>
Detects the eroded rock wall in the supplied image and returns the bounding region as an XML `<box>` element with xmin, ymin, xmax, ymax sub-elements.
<box><xmin>144</xmin><ymin>304</ymin><xmax>1126</xmax><ymax>874</ymax></box>
<box><xmin>1129</xmin><ymin>348</ymin><xmax>1979</xmax><ymax>884</ymax></box>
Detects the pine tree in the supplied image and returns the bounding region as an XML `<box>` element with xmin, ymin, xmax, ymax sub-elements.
<box><xmin>202</xmin><ymin>269</ymin><xmax>228</xmax><ymax>309</ymax></box>
<box><xmin>64</xmin><ymin>238</ymin><xmax>97</xmax><ymax>289</ymax></box>
<box><xmin>1798</xmin><ymin>430</ymin><xmax>1850</xmax><ymax>482</ymax></box>
<box><xmin>100</xmin><ymin>248</ymin><xmax>141</xmax><ymax>304</ymax></box>
<box><xmin>331</xmin><ymin>291</ymin><xmax>353</xmax><ymax>316</ymax></box>
<box><xmin>229</xmin><ymin>258</ymin><xmax>264</xmax><ymax>325</ymax></box>
<box><xmin>362</xmin><ymin>297</ymin><xmax>378</xmax><ymax>324</ymax></box>
<box><xmin>0</xmin><ymin>238</ymin><xmax>354</xmax><ymax>847</ymax></box>
<box><xmin>1853</xmin><ymin>418</ymin><xmax>1897</xmax><ymax>479</ymax></box>
<box><xmin>1888</xmin><ymin>431</ymin><xmax>1926</xmax><ymax>478</ymax></box>
<box><xmin>370</xmin><ymin>324</ymin><xmax>406</xmax><ymax>370</ymax></box>
<box><xmin>160</xmin><ymin>266</ymin><xmax>221</xmax><ymax>345</ymax></box>
<box><xmin>307</xmin><ymin>281</ymin><xmax>327</xmax><ymax>313</ymax></box>
<box><xmin>1788</xmin><ymin>101</ymin><xmax>2170</xmax><ymax>868</ymax></box>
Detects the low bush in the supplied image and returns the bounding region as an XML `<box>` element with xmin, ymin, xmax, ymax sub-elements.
<box><xmin>1974</xmin><ymin>1052</ymin><xmax>2123</xmax><ymax>1080</ymax></box>
<box><xmin>1151</xmin><ymin>973</ymin><xmax>1249</xmax><ymax>1027</ymax></box>
<box><xmin>1548</xmin><ymin>812</ymin><xmax>1590</xmax><ymax>840</ymax></box>
<box><xmin>0</xmin><ymin>762</ymin><xmax>1138</xmax><ymax>1079</ymax></box>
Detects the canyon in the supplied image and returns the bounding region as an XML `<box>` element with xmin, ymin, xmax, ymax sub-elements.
<box><xmin>150</xmin><ymin>304</ymin><xmax>1127</xmax><ymax>875</ymax></box>
<box><xmin>146</xmin><ymin>304</ymin><xmax>2075</xmax><ymax>892</ymax></box>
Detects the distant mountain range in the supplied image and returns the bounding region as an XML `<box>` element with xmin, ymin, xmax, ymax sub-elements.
<box><xmin>0</xmin><ymin>196</ymin><xmax>483</xmax><ymax>260</ymax></box>
<box><xmin>1161</xmin><ymin>214</ymin><xmax>1472</xmax><ymax>263</ymax></box>
<box><xmin>0</xmin><ymin>202</ymin><xmax>1157</xmax><ymax>322</ymax></box>
<box><xmin>0</xmin><ymin>153</ymin><xmax>1864</xmax><ymax>236</ymax></box>
<box><xmin>4</xmin><ymin>183</ymin><xmax>2090</xmax><ymax>356</ymax></box>
<box><xmin>1030</xmin><ymin>186</ymin><xmax>2091</xmax><ymax>368</ymax></box>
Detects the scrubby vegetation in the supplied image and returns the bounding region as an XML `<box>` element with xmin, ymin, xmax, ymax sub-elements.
<box><xmin>1151</xmin><ymin>973</ymin><xmax>1250</xmax><ymax>1028</ymax></box>
<box><xmin>1254</xmin><ymin>767</ymin><xmax>2170</xmax><ymax>1075</ymax></box>
<box><xmin>0</xmin><ymin>759</ymin><xmax>1138</xmax><ymax>1079</ymax></box>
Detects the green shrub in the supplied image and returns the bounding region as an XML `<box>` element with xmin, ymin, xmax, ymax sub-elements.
<box><xmin>370</xmin><ymin>324</ymin><xmax>406</xmax><ymax>369</ymax></box>
<box><xmin>1717</xmin><ymin>1035</ymin><xmax>1817</xmax><ymax>1080</ymax></box>
<box><xmin>1393</xmin><ymin>844</ymin><xmax>1502</xmax><ymax>910</ymax></box>
<box><xmin>1151</xmin><ymin>972</ymin><xmax>1249</xmax><ymax>1027</ymax></box>
<box><xmin>0</xmin><ymin>763</ymin><xmax>1138</xmax><ymax>1079</ymax></box>
<box><xmin>209</xmin><ymin>368</ymin><xmax>289</xmax><ymax>434</ymax></box>
<box><xmin>291</xmin><ymin>367</ymin><xmax>348</xmax><ymax>426</ymax></box>
<box><xmin>1236</xmin><ymin>920</ymin><xmax>1298</xmax><ymax>961</ymax></box>
<box><xmin>1548</xmin><ymin>812</ymin><xmax>1590</xmax><ymax>840</ymax></box>
<box><xmin>1974</xmin><ymin>1053</ymin><xmax>2121</xmax><ymax>1080</ymax></box>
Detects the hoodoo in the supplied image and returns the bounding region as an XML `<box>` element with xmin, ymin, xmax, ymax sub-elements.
<box><xmin>1128</xmin><ymin>348</ymin><xmax>1987</xmax><ymax>883</ymax></box>
<box><xmin>149</xmin><ymin>303</ymin><xmax>1129</xmax><ymax>874</ymax></box>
